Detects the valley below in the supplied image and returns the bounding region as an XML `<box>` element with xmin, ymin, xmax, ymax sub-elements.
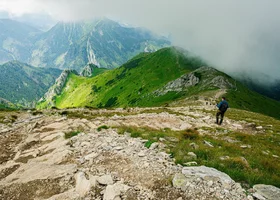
<box><xmin>0</xmin><ymin>102</ymin><xmax>280</xmax><ymax>200</ymax></box>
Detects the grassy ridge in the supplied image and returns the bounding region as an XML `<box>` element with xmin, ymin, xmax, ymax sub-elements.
<box><xmin>48</xmin><ymin>47</ymin><xmax>280</xmax><ymax>119</ymax></box>
<box><xmin>55</xmin><ymin>47</ymin><xmax>205</xmax><ymax>108</ymax></box>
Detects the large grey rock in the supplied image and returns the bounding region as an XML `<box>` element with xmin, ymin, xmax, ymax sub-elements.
<box><xmin>253</xmin><ymin>184</ymin><xmax>280</xmax><ymax>200</ymax></box>
<box><xmin>75</xmin><ymin>172</ymin><xmax>91</xmax><ymax>197</ymax></box>
<box><xmin>103</xmin><ymin>183</ymin><xmax>130</xmax><ymax>200</ymax></box>
<box><xmin>97</xmin><ymin>174</ymin><xmax>114</xmax><ymax>185</ymax></box>
<box><xmin>182</xmin><ymin>166</ymin><xmax>234</xmax><ymax>184</ymax></box>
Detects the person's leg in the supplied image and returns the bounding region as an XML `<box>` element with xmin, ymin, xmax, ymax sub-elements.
<box><xmin>219</xmin><ymin>112</ymin><xmax>225</xmax><ymax>125</ymax></box>
<box><xmin>216</xmin><ymin>111</ymin><xmax>221</xmax><ymax>124</ymax></box>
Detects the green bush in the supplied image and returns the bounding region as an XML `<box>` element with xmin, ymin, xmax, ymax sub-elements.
<box><xmin>64</xmin><ymin>131</ymin><xmax>81</xmax><ymax>139</ymax></box>
<box><xmin>97</xmin><ymin>125</ymin><xmax>110</xmax><ymax>132</ymax></box>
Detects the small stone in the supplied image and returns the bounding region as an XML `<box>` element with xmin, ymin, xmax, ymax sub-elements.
<box><xmin>159</xmin><ymin>138</ymin><xmax>166</xmax><ymax>142</ymax></box>
<box><xmin>247</xmin><ymin>195</ymin><xmax>254</xmax><ymax>200</ymax></box>
<box><xmin>187</xmin><ymin>152</ymin><xmax>197</xmax><ymax>160</ymax></box>
<box><xmin>256</xmin><ymin>126</ymin><xmax>263</xmax><ymax>130</ymax></box>
<box><xmin>184</xmin><ymin>161</ymin><xmax>197</xmax><ymax>166</ymax></box>
<box><xmin>189</xmin><ymin>142</ymin><xmax>199</xmax><ymax>150</ymax></box>
<box><xmin>272</xmin><ymin>155</ymin><xmax>279</xmax><ymax>158</ymax></box>
<box><xmin>138</xmin><ymin>151</ymin><xmax>146</xmax><ymax>157</ymax></box>
<box><xmin>172</xmin><ymin>173</ymin><xmax>188</xmax><ymax>190</ymax></box>
<box><xmin>204</xmin><ymin>140</ymin><xmax>214</xmax><ymax>148</ymax></box>
<box><xmin>114</xmin><ymin>146</ymin><xmax>123</xmax><ymax>151</ymax></box>
<box><xmin>84</xmin><ymin>152</ymin><xmax>98</xmax><ymax>161</ymax></box>
<box><xmin>220</xmin><ymin>156</ymin><xmax>230</xmax><ymax>161</ymax></box>
<box><xmin>262</xmin><ymin>151</ymin><xmax>269</xmax><ymax>155</ymax></box>
<box><xmin>97</xmin><ymin>174</ymin><xmax>114</xmax><ymax>185</ymax></box>
<box><xmin>252</xmin><ymin>192</ymin><xmax>266</xmax><ymax>200</ymax></box>
<box><xmin>149</xmin><ymin>142</ymin><xmax>159</xmax><ymax>150</ymax></box>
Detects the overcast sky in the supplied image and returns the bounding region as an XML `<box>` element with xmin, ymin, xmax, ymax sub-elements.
<box><xmin>0</xmin><ymin>0</ymin><xmax>279</xmax><ymax>83</ymax></box>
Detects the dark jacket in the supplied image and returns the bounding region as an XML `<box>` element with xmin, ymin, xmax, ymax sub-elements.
<box><xmin>217</xmin><ymin>100</ymin><xmax>229</xmax><ymax>112</ymax></box>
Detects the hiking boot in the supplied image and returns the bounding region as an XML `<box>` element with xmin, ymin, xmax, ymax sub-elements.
<box><xmin>216</xmin><ymin>117</ymin><xmax>219</xmax><ymax>124</ymax></box>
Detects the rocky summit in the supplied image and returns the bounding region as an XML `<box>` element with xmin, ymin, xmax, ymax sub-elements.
<box><xmin>1</xmin><ymin>105</ymin><xmax>279</xmax><ymax>200</ymax></box>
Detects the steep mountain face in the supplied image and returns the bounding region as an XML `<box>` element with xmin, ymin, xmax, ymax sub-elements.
<box><xmin>0</xmin><ymin>18</ymin><xmax>170</xmax><ymax>71</ymax></box>
<box><xmin>0</xmin><ymin>19</ymin><xmax>41</xmax><ymax>64</ymax></box>
<box><xmin>80</xmin><ymin>63</ymin><xmax>108</xmax><ymax>77</ymax></box>
<box><xmin>0</xmin><ymin>61</ymin><xmax>61</xmax><ymax>106</ymax></box>
<box><xmin>30</xmin><ymin>18</ymin><xmax>170</xmax><ymax>70</ymax></box>
<box><xmin>38</xmin><ymin>69</ymin><xmax>79</xmax><ymax>108</ymax></box>
<box><xmin>38</xmin><ymin>47</ymin><xmax>280</xmax><ymax>119</ymax></box>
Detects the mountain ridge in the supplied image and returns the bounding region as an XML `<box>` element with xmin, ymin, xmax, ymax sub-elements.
<box><xmin>37</xmin><ymin>47</ymin><xmax>280</xmax><ymax>119</ymax></box>
<box><xmin>0</xmin><ymin>18</ymin><xmax>170</xmax><ymax>71</ymax></box>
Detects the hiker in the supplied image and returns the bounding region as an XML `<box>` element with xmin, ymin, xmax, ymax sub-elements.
<box><xmin>216</xmin><ymin>97</ymin><xmax>229</xmax><ymax>125</ymax></box>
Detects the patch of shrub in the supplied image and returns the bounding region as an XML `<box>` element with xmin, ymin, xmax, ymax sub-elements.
<box><xmin>60</xmin><ymin>110</ymin><xmax>68</xmax><ymax>115</ymax></box>
<box><xmin>97</xmin><ymin>125</ymin><xmax>110</xmax><ymax>132</ymax></box>
<box><xmin>144</xmin><ymin>140</ymin><xmax>154</xmax><ymax>148</ymax></box>
<box><xmin>105</xmin><ymin>97</ymin><xmax>118</xmax><ymax>107</ymax></box>
<box><xmin>182</xmin><ymin>129</ymin><xmax>200</xmax><ymax>140</ymax></box>
<box><xmin>64</xmin><ymin>131</ymin><xmax>81</xmax><ymax>139</ymax></box>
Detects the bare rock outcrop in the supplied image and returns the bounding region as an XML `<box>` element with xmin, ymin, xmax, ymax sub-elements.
<box><xmin>38</xmin><ymin>69</ymin><xmax>78</xmax><ymax>106</ymax></box>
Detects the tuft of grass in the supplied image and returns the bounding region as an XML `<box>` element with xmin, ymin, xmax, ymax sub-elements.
<box><xmin>64</xmin><ymin>131</ymin><xmax>81</xmax><ymax>139</ymax></box>
<box><xmin>144</xmin><ymin>140</ymin><xmax>154</xmax><ymax>148</ymax></box>
<box><xmin>97</xmin><ymin>125</ymin><xmax>110</xmax><ymax>132</ymax></box>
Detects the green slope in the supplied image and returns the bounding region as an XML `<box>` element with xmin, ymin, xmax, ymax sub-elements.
<box><xmin>45</xmin><ymin>47</ymin><xmax>280</xmax><ymax>119</ymax></box>
<box><xmin>226</xmin><ymin>82</ymin><xmax>280</xmax><ymax>119</ymax></box>
<box><xmin>0</xmin><ymin>61</ymin><xmax>62</xmax><ymax>105</ymax></box>
<box><xmin>53</xmin><ymin>47</ymin><xmax>205</xmax><ymax>108</ymax></box>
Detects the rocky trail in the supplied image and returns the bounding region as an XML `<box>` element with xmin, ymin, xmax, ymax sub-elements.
<box><xmin>0</xmin><ymin>106</ymin><xmax>279</xmax><ymax>200</ymax></box>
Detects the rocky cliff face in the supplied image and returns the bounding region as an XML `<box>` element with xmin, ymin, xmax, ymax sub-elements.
<box><xmin>80</xmin><ymin>64</ymin><xmax>98</xmax><ymax>77</ymax></box>
<box><xmin>39</xmin><ymin>69</ymin><xmax>78</xmax><ymax>107</ymax></box>
<box><xmin>154</xmin><ymin>66</ymin><xmax>235</xmax><ymax>96</ymax></box>
<box><xmin>154</xmin><ymin>73</ymin><xmax>200</xmax><ymax>96</ymax></box>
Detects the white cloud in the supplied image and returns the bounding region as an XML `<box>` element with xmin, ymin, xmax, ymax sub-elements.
<box><xmin>1</xmin><ymin>0</ymin><xmax>280</xmax><ymax>82</ymax></box>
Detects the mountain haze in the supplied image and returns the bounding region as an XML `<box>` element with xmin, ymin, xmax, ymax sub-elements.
<box><xmin>0</xmin><ymin>19</ymin><xmax>41</xmax><ymax>64</ymax></box>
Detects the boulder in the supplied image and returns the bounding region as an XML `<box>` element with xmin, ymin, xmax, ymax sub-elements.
<box><xmin>182</xmin><ymin>166</ymin><xmax>234</xmax><ymax>184</ymax></box>
<box><xmin>253</xmin><ymin>184</ymin><xmax>280</xmax><ymax>200</ymax></box>
<box><xmin>75</xmin><ymin>172</ymin><xmax>91</xmax><ymax>197</ymax></box>
<box><xmin>97</xmin><ymin>174</ymin><xmax>114</xmax><ymax>185</ymax></box>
